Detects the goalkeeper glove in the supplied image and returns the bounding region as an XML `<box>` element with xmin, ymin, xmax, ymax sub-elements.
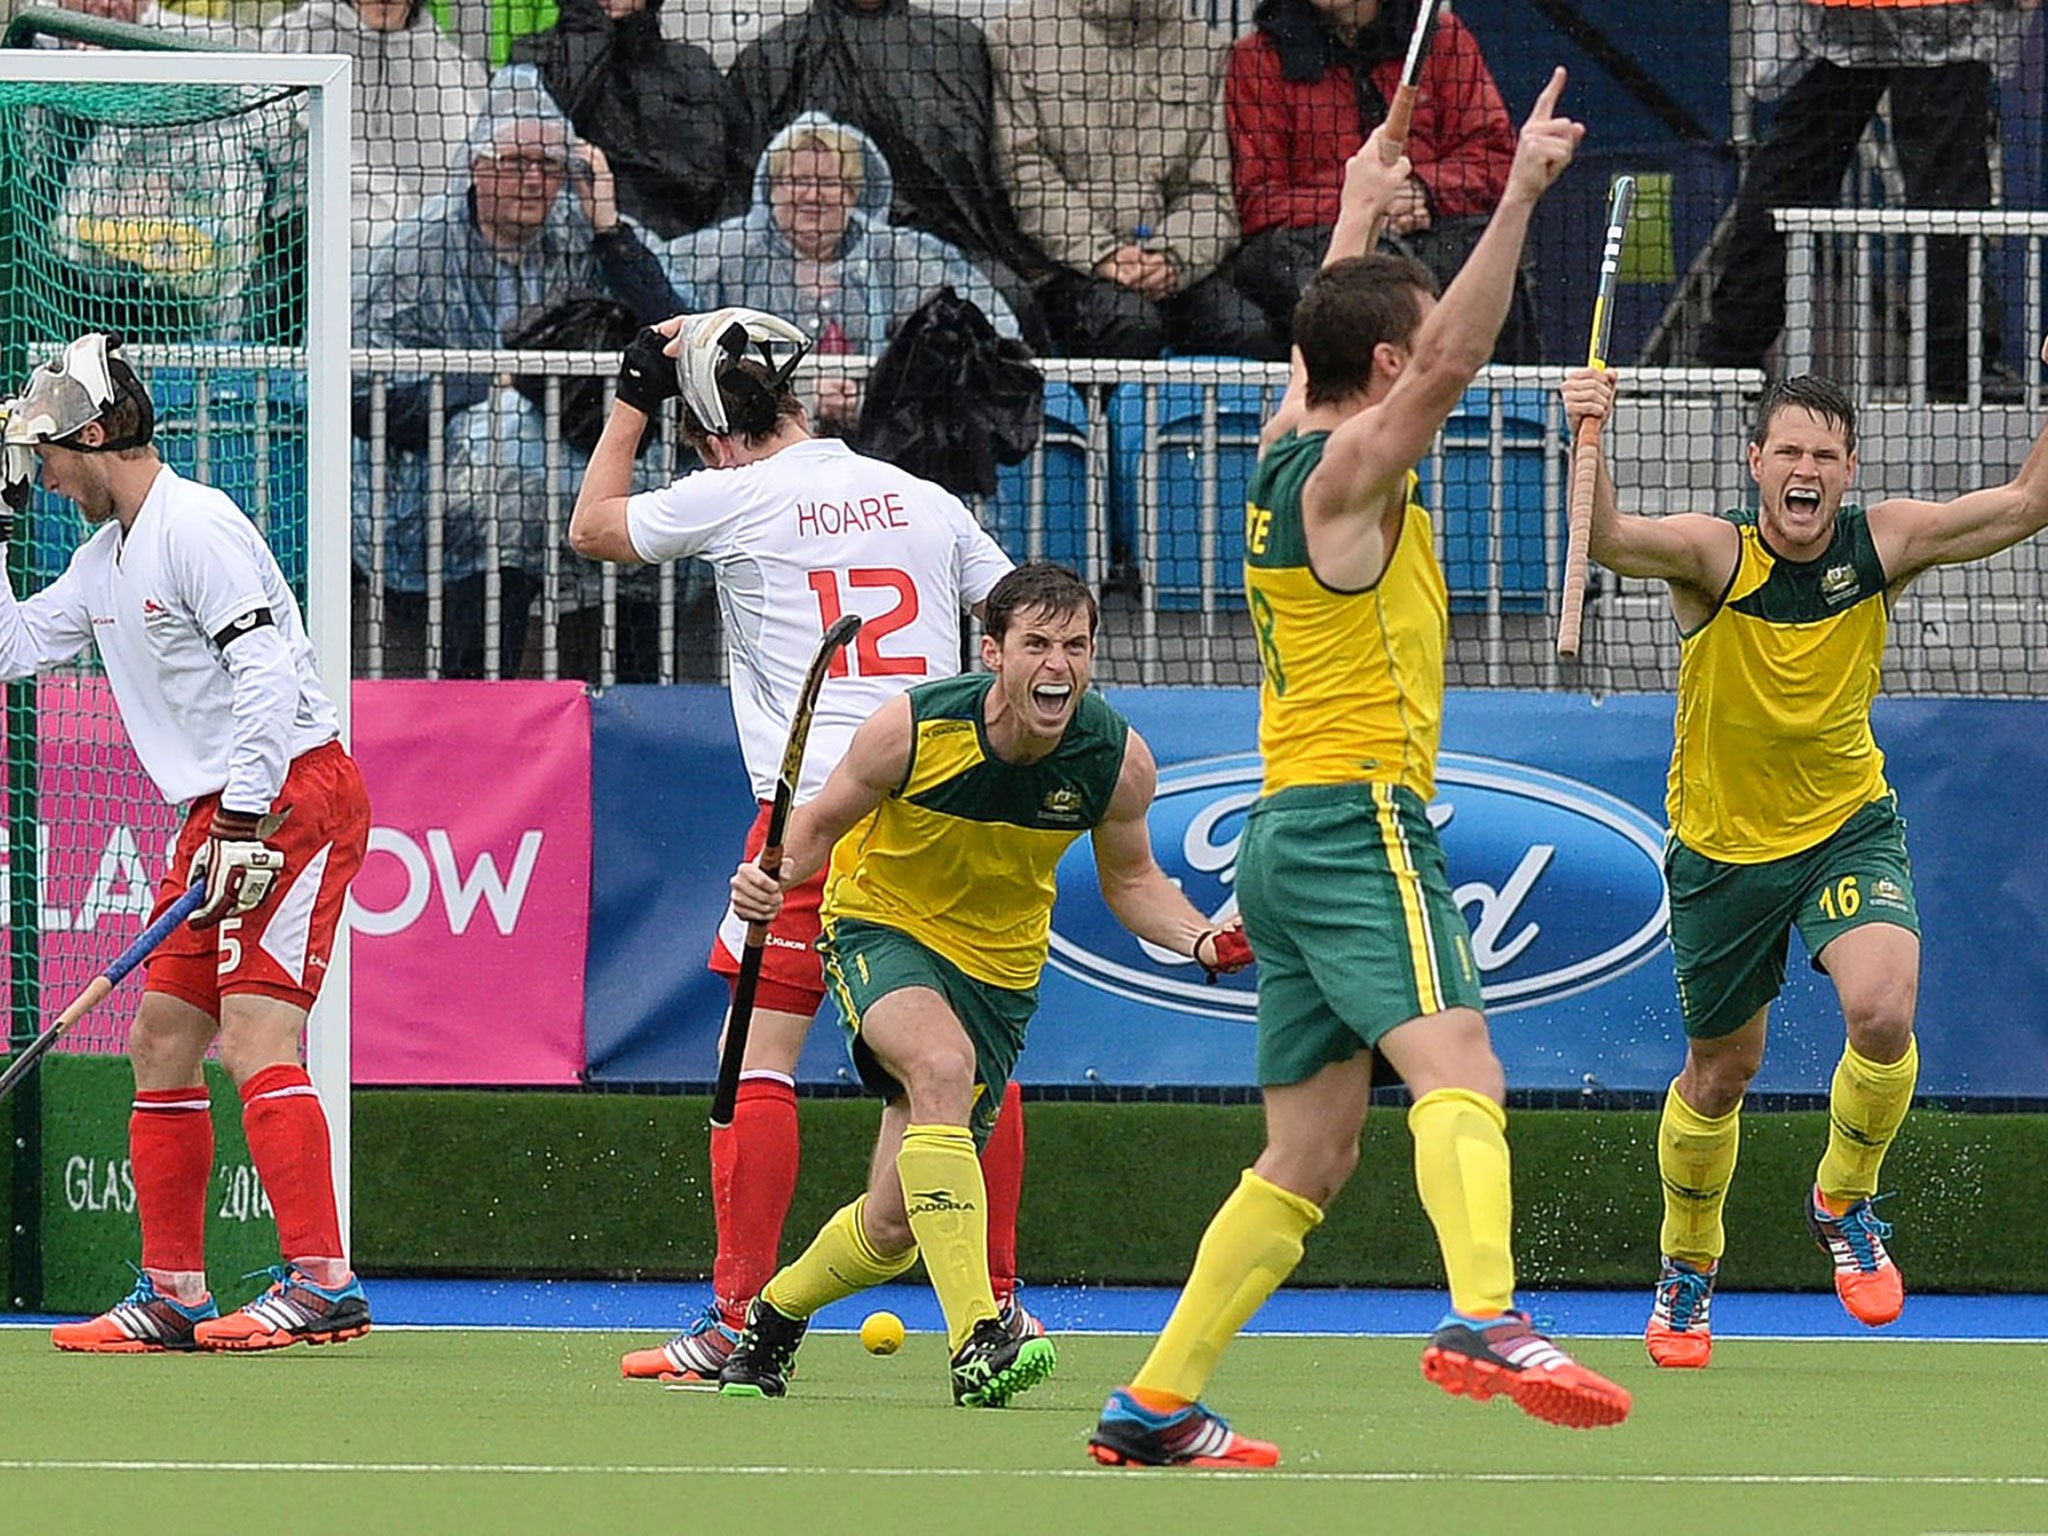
<box><xmin>187</xmin><ymin>806</ymin><xmax>287</xmax><ymax>930</ymax></box>
<box><xmin>0</xmin><ymin>443</ymin><xmax>30</xmax><ymax>543</ymax></box>
<box><xmin>615</xmin><ymin>326</ymin><xmax>682</xmax><ymax>416</ymax></box>
<box><xmin>1195</xmin><ymin>924</ymin><xmax>1254</xmax><ymax>983</ymax></box>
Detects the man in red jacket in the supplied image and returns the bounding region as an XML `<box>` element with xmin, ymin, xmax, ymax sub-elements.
<box><xmin>1227</xmin><ymin>0</ymin><xmax>1528</xmax><ymax>358</ymax></box>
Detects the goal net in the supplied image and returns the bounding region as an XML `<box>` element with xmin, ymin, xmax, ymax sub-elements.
<box><xmin>0</xmin><ymin>47</ymin><xmax>352</xmax><ymax>1284</ymax></box>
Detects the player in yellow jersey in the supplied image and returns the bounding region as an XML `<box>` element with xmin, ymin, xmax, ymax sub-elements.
<box><xmin>1566</xmin><ymin>345</ymin><xmax>2048</xmax><ymax>1368</ymax></box>
<box><xmin>1089</xmin><ymin>70</ymin><xmax>1631</xmax><ymax>1473</ymax></box>
<box><xmin>711</xmin><ymin>563</ymin><xmax>1252</xmax><ymax>1408</ymax></box>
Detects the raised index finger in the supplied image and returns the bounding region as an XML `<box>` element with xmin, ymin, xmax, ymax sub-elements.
<box><xmin>1527</xmin><ymin>65</ymin><xmax>1567</xmax><ymax>123</ymax></box>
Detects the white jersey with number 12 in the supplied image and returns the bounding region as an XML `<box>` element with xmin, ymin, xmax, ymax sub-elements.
<box><xmin>625</xmin><ymin>436</ymin><xmax>1014</xmax><ymax>801</ymax></box>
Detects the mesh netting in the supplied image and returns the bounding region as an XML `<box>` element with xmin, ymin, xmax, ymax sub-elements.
<box><xmin>1</xmin><ymin>7</ymin><xmax>2040</xmax><ymax>818</ymax></box>
<box><xmin>1</xmin><ymin>73</ymin><xmax>313</xmax><ymax>1057</ymax></box>
<box><xmin>311</xmin><ymin>0</ymin><xmax>2048</xmax><ymax>696</ymax></box>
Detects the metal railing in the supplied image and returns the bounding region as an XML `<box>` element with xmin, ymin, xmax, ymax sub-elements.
<box><xmin>99</xmin><ymin>347</ymin><xmax>2048</xmax><ymax>697</ymax></box>
<box><xmin>1778</xmin><ymin>207</ymin><xmax>2048</xmax><ymax>413</ymax></box>
<box><xmin>345</xmin><ymin>353</ymin><xmax>1785</xmax><ymax>691</ymax></box>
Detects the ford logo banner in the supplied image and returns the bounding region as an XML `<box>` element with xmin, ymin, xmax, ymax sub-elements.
<box><xmin>581</xmin><ymin>686</ymin><xmax>2048</xmax><ymax>1096</ymax></box>
<box><xmin>1047</xmin><ymin>752</ymin><xmax>1669</xmax><ymax>1021</ymax></box>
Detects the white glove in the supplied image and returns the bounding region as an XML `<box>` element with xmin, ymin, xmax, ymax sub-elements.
<box><xmin>188</xmin><ymin>807</ymin><xmax>287</xmax><ymax>930</ymax></box>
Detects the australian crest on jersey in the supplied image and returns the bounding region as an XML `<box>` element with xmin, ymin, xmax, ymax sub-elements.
<box><xmin>1040</xmin><ymin>784</ymin><xmax>1086</xmax><ymax>827</ymax></box>
<box><xmin>897</xmin><ymin>673</ymin><xmax>1126</xmax><ymax>836</ymax></box>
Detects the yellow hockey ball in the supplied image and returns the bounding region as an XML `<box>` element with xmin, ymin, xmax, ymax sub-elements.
<box><xmin>860</xmin><ymin>1310</ymin><xmax>905</xmax><ymax>1355</ymax></box>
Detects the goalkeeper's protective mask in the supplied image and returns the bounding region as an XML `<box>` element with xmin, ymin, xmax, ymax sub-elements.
<box><xmin>674</xmin><ymin>307</ymin><xmax>811</xmax><ymax>436</ymax></box>
<box><xmin>0</xmin><ymin>333</ymin><xmax>153</xmax><ymax>510</ymax></box>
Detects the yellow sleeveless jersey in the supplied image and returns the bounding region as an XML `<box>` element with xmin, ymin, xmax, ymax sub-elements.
<box><xmin>1669</xmin><ymin>505</ymin><xmax>1892</xmax><ymax>863</ymax></box>
<box><xmin>822</xmin><ymin>672</ymin><xmax>1129</xmax><ymax>990</ymax></box>
<box><xmin>1244</xmin><ymin>431</ymin><xmax>1447</xmax><ymax>798</ymax></box>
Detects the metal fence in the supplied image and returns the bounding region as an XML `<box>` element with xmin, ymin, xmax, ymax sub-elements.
<box><xmin>337</xmin><ymin>352</ymin><xmax>2045</xmax><ymax>696</ymax></box>
<box><xmin>1779</xmin><ymin>208</ymin><xmax>2048</xmax><ymax>410</ymax></box>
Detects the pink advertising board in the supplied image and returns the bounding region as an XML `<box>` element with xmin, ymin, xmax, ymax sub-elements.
<box><xmin>348</xmin><ymin>681</ymin><xmax>590</xmax><ymax>1085</ymax></box>
<box><xmin>0</xmin><ymin>676</ymin><xmax>181</xmax><ymax>1055</ymax></box>
<box><xmin>2</xmin><ymin>677</ymin><xmax>591</xmax><ymax>1084</ymax></box>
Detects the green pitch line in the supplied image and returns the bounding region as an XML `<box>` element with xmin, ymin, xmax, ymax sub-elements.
<box><xmin>0</xmin><ymin>1331</ymin><xmax>2043</xmax><ymax>1536</ymax></box>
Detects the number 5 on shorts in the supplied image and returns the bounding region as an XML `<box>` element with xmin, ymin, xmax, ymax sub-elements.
<box><xmin>216</xmin><ymin>917</ymin><xmax>243</xmax><ymax>975</ymax></box>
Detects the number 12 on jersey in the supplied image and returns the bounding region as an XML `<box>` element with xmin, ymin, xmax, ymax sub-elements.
<box><xmin>807</xmin><ymin>567</ymin><xmax>924</xmax><ymax>678</ymax></box>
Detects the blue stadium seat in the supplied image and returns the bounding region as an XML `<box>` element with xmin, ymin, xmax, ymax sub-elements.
<box><xmin>1419</xmin><ymin>384</ymin><xmax>1557</xmax><ymax>614</ymax></box>
<box><xmin>148</xmin><ymin>366</ymin><xmax>311</xmax><ymax>591</ymax></box>
<box><xmin>17</xmin><ymin>366</ymin><xmax>308</xmax><ymax>593</ymax></box>
<box><xmin>984</xmin><ymin>382</ymin><xmax>1095</xmax><ymax>573</ymax></box>
<box><xmin>1109</xmin><ymin>381</ymin><xmax>1271</xmax><ymax>611</ymax></box>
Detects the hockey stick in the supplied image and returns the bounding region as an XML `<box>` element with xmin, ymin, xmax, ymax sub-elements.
<box><xmin>709</xmin><ymin>612</ymin><xmax>863</xmax><ymax>1129</ymax></box>
<box><xmin>1381</xmin><ymin>0</ymin><xmax>1448</xmax><ymax>160</ymax></box>
<box><xmin>1557</xmin><ymin>173</ymin><xmax>1637</xmax><ymax>659</ymax></box>
<box><xmin>0</xmin><ymin>881</ymin><xmax>207</xmax><ymax>1105</ymax></box>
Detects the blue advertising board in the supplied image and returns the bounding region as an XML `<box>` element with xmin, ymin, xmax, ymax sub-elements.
<box><xmin>584</xmin><ymin>686</ymin><xmax>762</xmax><ymax>1083</ymax></box>
<box><xmin>586</xmin><ymin>686</ymin><xmax>2048</xmax><ymax>1098</ymax></box>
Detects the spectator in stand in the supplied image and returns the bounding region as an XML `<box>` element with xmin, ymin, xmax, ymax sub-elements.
<box><xmin>49</xmin><ymin>0</ymin><xmax>250</xmax><ymax>44</ymax></box>
<box><xmin>262</xmin><ymin>0</ymin><xmax>486</xmax><ymax>262</ymax></box>
<box><xmin>728</xmin><ymin>0</ymin><xmax>1048</xmax><ymax>329</ymax></box>
<box><xmin>655</xmin><ymin>0</ymin><xmax>1017</xmax><ymax>70</ymax></box>
<box><xmin>654</xmin><ymin>0</ymin><xmax>796</xmax><ymax>69</ymax></box>
<box><xmin>663</xmin><ymin>114</ymin><xmax>1019</xmax><ymax>435</ymax></box>
<box><xmin>353</xmin><ymin>65</ymin><xmax>684</xmax><ymax>679</ymax></box>
<box><xmin>989</xmin><ymin>0</ymin><xmax>1282</xmax><ymax>360</ymax></box>
<box><xmin>443</xmin><ymin>290</ymin><xmax>722</xmax><ymax>684</ymax></box>
<box><xmin>512</xmin><ymin>0</ymin><xmax>749</xmax><ymax>241</ymax></box>
<box><xmin>1226</xmin><ymin>0</ymin><xmax>1527</xmax><ymax>358</ymax></box>
<box><xmin>1696</xmin><ymin>0</ymin><xmax>2015</xmax><ymax>398</ymax></box>
<box><xmin>39</xmin><ymin>0</ymin><xmax>272</xmax><ymax>341</ymax></box>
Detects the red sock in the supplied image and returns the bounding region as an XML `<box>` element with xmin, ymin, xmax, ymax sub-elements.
<box><xmin>981</xmin><ymin>1080</ymin><xmax>1026</xmax><ymax>1306</ymax></box>
<box><xmin>132</xmin><ymin>1085</ymin><xmax>213</xmax><ymax>1278</ymax></box>
<box><xmin>239</xmin><ymin>1064</ymin><xmax>344</xmax><ymax>1271</ymax></box>
<box><xmin>710</xmin><ymin>1075</ymin><xmax>799</xmax><ymax>1324</ymax></box>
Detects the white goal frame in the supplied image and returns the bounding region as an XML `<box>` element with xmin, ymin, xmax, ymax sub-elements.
<box><xmin>0</xmin><ymin>51</ymin><xmax>356</xmax><ymax>1244</ymax></box>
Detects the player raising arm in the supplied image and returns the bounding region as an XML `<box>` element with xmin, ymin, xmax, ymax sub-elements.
<box><xmin>1255</xmin><ymin>129</ymin><xmax>1416</xmax><ymax>454</ymax></box>
<box><xmin>0</xmin><ymin>335</ymin><xmax>371</xmax><ymax>1354</ymax></box>
<box><xmin>568</xmin><ymin>309</ymin><xmax>1052</xmax><ymax>1382</ymax></box>
<box><xmin>1563</xmin><ymin>341</ymin><xmax>2048</xmax><ymax>1369</ymax></box>
<box><xmin>1092</xmin><ymin>75</ymin><xmax>1631</xmax><ymax>1474</ymax></box>
<box><xmin>711</xmin><ymin>563</ymin><xmax>1250</xmax><ymax>1408</ymax></box>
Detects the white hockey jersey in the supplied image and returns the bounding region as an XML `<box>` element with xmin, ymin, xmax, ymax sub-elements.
<box><xmin>627</xmin><ymin>436</ymin><xmax>1013</xmax><ymax>801</ymax></box>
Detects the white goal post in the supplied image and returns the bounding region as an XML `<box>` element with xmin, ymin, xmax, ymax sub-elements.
<box><xmin>0</xmin><ymin>49</ymin><xmax>355</xmax><ymax>1246</ymax></box>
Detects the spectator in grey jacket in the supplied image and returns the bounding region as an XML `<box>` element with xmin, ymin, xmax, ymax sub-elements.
<box><xmin>353</xmin><ymin>65</ymin><xmax>684</xmax><ymax>678</ymax></box>
<box><xmin>444</xmin><ymin>291</ymin><xmax>720</xmax><ymax>685</ymax></box>
<box><xmin>989</xmin><ymin>0</ymin><xmax>1280</xmax><ymax>359</ymax></box>
<box><xmin>662</xmin><ymin>113</ymin><xmax>1018</xmax><ymax>432</ymax></box>
<box><xmin>262</xmin><ymin>0</ymin><xmax>485</xmax><ymax>260</ymax></box>
<box><xmin>728</xmin><ymin>0</ymin><xmax>1047</xmax><ymax>322</ymax></box>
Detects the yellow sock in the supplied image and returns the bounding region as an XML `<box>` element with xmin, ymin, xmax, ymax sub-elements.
<box><xmin>1131</xmin><ymin>1169</ymin><xmax>1322</xmax><ymax>1403</ymax></box>
<box><xmin>1818</xmin><ymin>1037</ymin><xmax>1918</xmax><ymax>1206</ymax></box>
<box><xmin>1658</xmin><ymin>1080</ymin><xmax>1741</xmax><ymax>1269</ymax></box>
<box><xmin>1409</xmin><ymin>1088</ymin><xmax>1515</xmax><ymax>1317</ymax></box>
<box><xmin>761</xmin><ymin>1195</ymin><xmax>919</xmax><ymax>1319</ymax></box>
<box><xmin>896</xmin><ymin>1123</ymin><xmax>995</xmax><ymax>1351</ymax></box>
